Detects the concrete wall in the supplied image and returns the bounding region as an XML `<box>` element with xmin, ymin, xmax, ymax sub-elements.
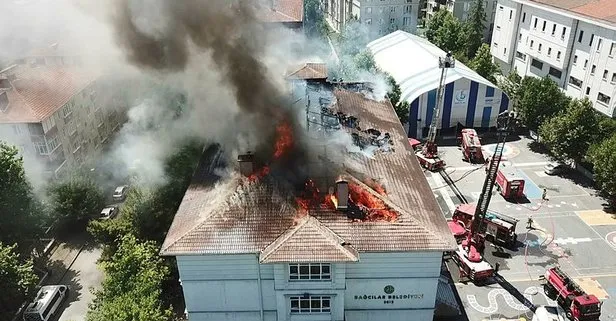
<box><xmin>407</xmin><ymin>78</ymin><xmax>509</xmax><ymax>138</ymax></box>
<box><xmin>176</xmin><ymin>251</ymin><xmax>443</xmax><ymax>321</ymax></box>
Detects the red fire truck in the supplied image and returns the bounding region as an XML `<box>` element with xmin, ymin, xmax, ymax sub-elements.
<box><xmin>461</xmin><ymin>129</ymin><xmax>484</xmax><ymax>163</ymax></box>
<box><xmin>491</xmin><ymin>162</ymin><xmax>525</xmax><ymax>199</ymax></box>
<box><xmin>542</xmin><ymin>267</ymin><xmax>602</xmax><ymax>321</ymax></box>
<box><xmin>449</xmin><ymin>204</ymin><xmax>518</xmax><ymax>248</ymax></box>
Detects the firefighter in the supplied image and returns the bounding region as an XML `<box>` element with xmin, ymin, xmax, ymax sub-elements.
<box><xmin>526</xmin><ymin>216</ymin><xmax>534</xmax><ymax>229</ymax></box>
<box><xmin>542</xmin><ymin>188</ymin><xmax>548</xmax><ymax>201</ymax></box>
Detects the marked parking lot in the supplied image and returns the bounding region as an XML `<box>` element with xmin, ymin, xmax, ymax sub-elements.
<box><xmin>577</xmin><ymin>210</ymin><xmax>616</xmax><ymax>225</ymax></box>
<box><xmin>575</xmin><ymin>278</ymin><xmax>610</xmax><ymax>300</ymax></box>
<box><xmin>518</xmin><ymin>171</ymin><xmax>543</xmax><ymax>199</ymax></box>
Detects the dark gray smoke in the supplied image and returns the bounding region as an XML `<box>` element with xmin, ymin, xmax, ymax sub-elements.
<box><xmin>111</xmin><ymin>0</ymin><xmax>325</xmax><ymax>189</ymax></box>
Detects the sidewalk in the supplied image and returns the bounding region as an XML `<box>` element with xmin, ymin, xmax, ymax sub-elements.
<box><xmin>46</xmin><ymin>242</ymin><xmax>84</xmax><ymax>284</ymax></box>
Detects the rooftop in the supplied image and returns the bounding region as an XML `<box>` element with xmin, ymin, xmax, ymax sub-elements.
<box><xmin>367</xmin><ymin>31</ymin><xmax>496</xmax><ymax>104</ymax></box>
<box><xmin>520</xmin><ymin>0</ymin><xmax>616</xmax><ymax>26</ymax></box>
<box><xmin>0</xmin><ymin>61</ymin><xmax>96</xmax><ymax>124</ymax></box>
<box><xmin>256</xmin><ymin>0</ymin><xmax>304</xmax><ymax>24</ymax></box>
<box><xmin>286</xmin><ymin>63</ymin><xmax>328</xmax><ymax>80</ymax></box>
<box><xmin>160</xmin><ymin>84</ymin><xmax>456</xmax><ymax>261</ymax></box>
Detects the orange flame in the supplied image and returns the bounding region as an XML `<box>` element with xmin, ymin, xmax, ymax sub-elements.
<box><xmin>273</xmin><ymin>122</ymin><xmax>293</xmax><ymax>159</ymax></box>
<box><xmin>248</xmin><ymin>166</ymin><xmax>270</xmax><ymax>182</ymax></box>
<box><xmin>348</xmin><ymin>183</ymin><xmax>398</xmax><ymax>222</ymax></box>
<box><xmin>365</xmin><ymin>178</ymin><xmax>386</xmax><ymax>195</ymax></box>
<box><xmin>330</xmin><ymin>194</ymin><xmax>338</xmax><ymax>208</ymax></box>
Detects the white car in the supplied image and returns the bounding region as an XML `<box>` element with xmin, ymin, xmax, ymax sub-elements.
<box><xmin>100</xmin><ymin>206</ymin><xmax>118</xmax><ymax>220</ymax></box>
<box><xmin>23</xmin><ymin>285</ymin><xmax>69</xmax><ymax>321</ymax></box>
<box><xmin>532</xmin><ymin>305</ymin><xmax>566</xmax><ymax>321</ymax></box>
<box><xmin>112</xmin><ymin>185</ymin><xmax>129</xmax><ymax>201</ymax></box>
<box><xmin>544</xmin><ymin>162</ymin><xmax>567</xmax><ymax>175</ymax></box>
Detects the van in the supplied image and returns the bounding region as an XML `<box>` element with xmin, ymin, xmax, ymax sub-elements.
<box><xmin>23</xmin><ymin>285</ymin><xmax>69</xmax><ymax>321</ymax></box>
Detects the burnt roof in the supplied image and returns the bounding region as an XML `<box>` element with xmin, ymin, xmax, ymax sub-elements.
<box><xmin>160</xmin><ymin>89</ymin><xmax>456</xmax><ymax>259</ymax></box>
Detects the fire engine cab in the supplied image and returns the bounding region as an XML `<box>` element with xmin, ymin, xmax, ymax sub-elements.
<box><xmin>449</xmin><ymin>203</ymin><xmax>518</xmax><ymax>248</ymax></box>
<box><xmin>489</xmin><ymin>161</ymin><xmax>525</xmax><ymax>199</ymax></box>
<box><xmin>542</xmin><ymin>267</ymin><xmax>602</xmax><ymax>321</ymax></box>
<box><xmin>460</xmin><ymin>129</ymin><xmax>484</xmax><ymax>163</ymax></box>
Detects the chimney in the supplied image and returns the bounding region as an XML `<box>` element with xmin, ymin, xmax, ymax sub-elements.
<box><xmin>335</xmin><ymin>179</ymin><xmax>349</xmax><ymax>210</ymax></box>
<box><xmin>238</xmin><ymin>152</ymin><xmax>254</xmax><ymax>177</ymax></box>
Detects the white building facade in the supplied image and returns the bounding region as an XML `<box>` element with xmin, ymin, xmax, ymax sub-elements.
<box><xmin>368</xmin><ymin>31</ymin><xmax>510</xmax><ymax>138</ymax></box>
<box><xmin>322</xmin><ymin>0</ymin><xmax>419</xmax><ymax>39</ymax></box>
<box><xmin>176</xmin><ymin>252</ymin><xmax>442</xmax><ymax>321</ymax></box>
<box><xmin>490</xmin><ymin>0</ymin><xmax>616</xmax><ymax>117</ymax></box>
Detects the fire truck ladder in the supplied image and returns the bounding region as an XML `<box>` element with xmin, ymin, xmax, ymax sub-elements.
<box><xmin>551</xmin><ymin>267</ymin><xmax>583</xmax><ymax>293</ymax></box>
<box><xmin>469</xmin><ymin>111</ymin><xmax>516</xmax><ymax>247</ymax></box>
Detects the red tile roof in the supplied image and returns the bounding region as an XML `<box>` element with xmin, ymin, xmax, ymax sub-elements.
<box><xmin>256</xmin><ymin>0</ymin><xmax>304</xmax><ymax>23</ymax></box>
<box><xmin>0</xmin><ymin>63</ymin><xmax>97</xmax><ymax>124</ymax></box>
<box><xmin>527</xmin><ymin>0</ymin><xmax>616</xmax><ymax>24</ymax></box>
<box><xmin>160</xmin><ymin>89</ymin><xmax>456</xmax><ymax>259</ymax></box>
<box><xmin>286</xmin><ymin>63</ymin><xmax>328</xmax><ymax>80</ymax></box>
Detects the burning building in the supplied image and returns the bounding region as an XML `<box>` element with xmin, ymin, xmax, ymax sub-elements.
<box><xmin>160</xmin><ymin>77</ymin><xmax>456</xmax><ymax>321</ymax></box>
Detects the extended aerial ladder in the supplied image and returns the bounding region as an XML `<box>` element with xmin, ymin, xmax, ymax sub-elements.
<box><xmin>451</xmin><ymin>111</ymin><xmax>516</xmax><ymax>283</ymax></box>
<box><xmin>415</xmin><ymin>52</ymin><xmax>455</xmax><ymax>171</ymax></box>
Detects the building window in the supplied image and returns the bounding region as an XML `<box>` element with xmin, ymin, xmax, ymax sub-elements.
<box><xmin>538</xmin><ymin>43</ymin><xmax>542</xmax><ymax>52</ymax></box>
<box><xmin>390</xmin><ymin>6</ymin><xmax>396</xmax><ymax>13</ymax></box>
<box><xmin>591</xmin><ymin>65</ymin><xmax>596</xmax><ymax>75</ymax></box>
<box><xmin>366</xmin><ymin>18</ymin><xmax>372</xmax><ymax>24</ymax></box>
<box><xmin>366</xmin><ymin>7</ymin><xmax>372</xmax><ymax>14</ymax></box>
<box><xmin>496</xmin><ymin>25</ymin><xmax>501</xmax><ymax>30</ymax></box>
<box><xmin>509</xmin><ymin>10</ymin><xmax>512</xmax><ymax>20</ymax></box>
<box><xmin>486</xmin><ymin>86</ymin><xmax>495</xmax><ymax>97</ymax></box>
<box><xmin>549</xmin><ymin>67</ymin><xmax>562</xmax><ymax>79</ymax></box>
<box><xmin>597</xmin><ymin>92</ymin><xmax>611</xmax><ymax>105</ymax></box>
<box><xmin>533</xmin><ymin>18</ymin><xmax>538</xmax><ymax>29</ymax></box>
<box><xmin>378</xmin><ymin>18</ymin><xmax>384</xmax><ymax>25</ymax></box>
<box><xmin>557</xmin><ymin>51</ymin><xmax>561</xmax><ymax>60</ymax></box>
<box><xmin>61</xmin><ymin>102</ymin><xmax>74</xmax><ymax>118</ymax></box>
<box><xmin>290</xmin><ymin>296</ymin><xmax>331</xmax><ymax>314</ymax></box>
<box><xmin>522</xmin><ymin>12</ymin><xmax>526</xmax><ymax>23</ymax></box>
<box><xmin>603</xmin><ymin>70</ymin><xmax>609</xmax><ymax>80</ymax></box>
<box><xmin>403</xmin><ymin>17</ymin><xmax>410</xmax><ymax>26</ymax></box>
<box><xmin>42</xmin><ymin>117</ymin><xmax>56</xmax><ymax>133</ymax></box>
<box><xmin>503</xmin><ymin>48</ymin><xmax>507</xmax><ymax>55</ymax></box>
<box><xmin>34</xmin><ymin>141</ymin><xmax>48</xmax><ymax>155</ymax></box>
<box><xmin>289</xmin><ymin>263</ymin><xmax>331</xmax><ymax>280</ymax></box>
<box><xmin>551</xmin><ymin>24</ymin><xmax>556</xmax><ymax>36</ymax></box>
<box><xmin>612</xmin><ymin>73</ymin><xmax>616</xmax><ymax>83</ymax></box>
<box><xmin>530</xmin><ymin>40</ymin><xmax>534</xmax><ymax>48</ymax></box>
<box><xmin>568</xmin><ymin>76</ymin><xmax>582</xmax><ymax>88</ymax></box>
<box><xmin>407</xmin><ymin>0</ymin><xmax>412</xmax><ymax>2</ymax></box>
<box><xmin>578</xmin><ymin>30</ymin><xmax>584</xmax><ymax>43</ymax></box>
<box><xmin>47</xmin><ymin>134</ymin><xmax>60</xmax><ymax>152</ymax></box>
<box><xmin>494</xmin><ymin>42</ymin><xmax>499</xmax><ymax>47</ymax></box>
<box><xmin>531</xmin><ymin>58</ymin><xmax>543</xmax><ymax>70</ymax></box>
<box><xmin>589</xmin><ymin>34</ymin><xmax>594</xmax><ymax>46</ymax></box>
<box><xmin>597</xmin><ymin>38</ymin><xmax>603</xmax><ymax>51</ymax></box>
<box><xmin>547</xmin><ymin>48</ymin><xmax>551</xmax><ymax>56</ymax></box>
<box><xmin>499</xmin><ymin>5</ymin><xmax>503</xmax><ymax>10</ymax></box>
<box><xmin>66</xmin><ymin>121</ymin><xmax>77</xmax><ymax>136</ymax></box>
<box><xmin>561</xmin><ymin>27</ymin><xmax>567</xmax><ymax>39</ymax></box>
<box><xmin>389</xmin><ymin>18</ymin><xmax>395</xmax><ymax>24</ymax></box>
<box><xmin>542</xmin><ymin>21</ymin><xmax>546</xmax><ymax>32</ymax></box>
<box><xmin>610</xmin><ymin>43</ymin><xmax>616</xmax><ymax>56</ymax></box>
<box><xmin>518</xmin><ymin>33</ymin><xmax>522</xmax><ymax>41</ymax></box>
<box><xmin>404</xmin><ymin>5</ymin><xmax>411</xmax><ymax>13</ymax></box>
<box><xmin>584</xmin><ymin>59</ymin><xmax>588</xmax><ymax>69</ymax></box>
<box><xmin>516</xmin><ymin>51</ymin><xmax>527</xmax><ymax>61</ymax></box>
<box><xmin>573</xmin><ymin>55</ymin><xmax>578</xmax><ymax>64</ymax></box>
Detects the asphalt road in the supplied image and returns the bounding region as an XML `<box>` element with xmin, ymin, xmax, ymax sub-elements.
<box><xmin>427</xmin><ymin>136</ymin><xmax>616</xmax><ymax>321</ymax></box>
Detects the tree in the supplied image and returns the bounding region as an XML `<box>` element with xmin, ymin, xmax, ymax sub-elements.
<box><xmin>354</xmin><ymin>49</ymin><xmax>378</xmax><ymax>73</ymax></box>
<box><xmin>470</xmin><ymin>44</ymin><xmax>500</xmax><ymax>83</ymax></box>
<box><xmin>48</xmin><ymin>177</ymin><xmax>105</xmax><ymax>230</ymax></box>
<box><xmin>588</xmin><ymin>133</ymin><xmax>616</xmax><ymax>199</ymax></box>
<box><xmin>433</xmin><ymin>12</ymin><xmax>465</xmax><ymax>54</ymax></box>
<box><xmin>516</xmin><ymin>76</ymin><xmax>570</xmax><ymax>131</ymax></box>
<box><xmin>304</xmin><ymin>0</ymin><xmax>326</xmax><ymax>38</ymax></box>
<box><xmin>539</xmin><ymin>99</ymin><xmax>602</xmax><ymax>162</ymax></box>
<box><xmin>463</xmin><ymin>0</ymin><xmax>487</xmax><ymax>59</ymax></box>
<box><xmin>0</xmin><ymin>242</ymin><xmax>38</xmax><ymax>319</ymax></box>
<box><xmin>386</xmin><ymin>75</ymin><xmax>410</xmax><ymax>124</ymax></box>
<box><xmin>425</xmin><ymin>9</ymin><xmax>448</xmax><ymax>43</ymax></box>
<box><xmin>0</xmin><ymin>142</ymin><xmax>44</xmax><ymax>248</ymax></box>
<box><xmin>498</xmin><ymin>67</ymin><xmax>522</xmax><ymax>109</ymax></box>
<box><xmin>87</xmin><ymin>235</ymin><xmax>172</xmax><ymax>321</ymax></box>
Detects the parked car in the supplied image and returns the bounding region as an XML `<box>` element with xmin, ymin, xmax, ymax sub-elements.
<box><xmin>100</xmin><ymin>206</ymin><xmax>118</xmax><ymax>220</ymax></box>
<box><xmin>532</xmin><ymin>305</ymin><xmax>566</xmax><ymax>321</ymax></box>
<box><xmin>23</xmin><ymin>285</ymin><xmax>69</xmax><ymax>321</ymax></box>
<box><xmin>112</xmin><ymin>185</ymin><xmax>129</xmax><ymax>201</ymax></box>
<box><xmin>544</xmin><ymin>162</ymin><xmax>568</xmax><ymax>175</ymax></box>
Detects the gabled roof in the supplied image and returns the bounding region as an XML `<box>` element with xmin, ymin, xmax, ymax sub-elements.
<box><xmin>260</xmin><ymin>215</ymin><xmax>359</xmax><ymax>263</ymax></box>
<box><xmin>0</xmin><ymin>63</ymin><xmax>97</xmax><ymax>124</ymax></box>
<box><xmin>367</xmin><ymin>31</ymin><xmax>496</xmax><ymax>104</ymax></box>
<box><xmin>160</xmin><ymin>88</ymin><xmax>457</xmax><ymax>259</ymax></box>
<box><xmin>256</xmin><ymin>0</ymin><xmax>304</xmax><ymax>23</ymax></box>
<box><xmin>286</xmin><ymin>63</ymin><xmax>328</xmax><ymax>80</ymax></box>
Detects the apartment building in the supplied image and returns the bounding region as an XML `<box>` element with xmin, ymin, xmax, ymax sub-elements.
<box><xmin>425</xmin><ymin>0</ymin><xmax>498</xmax><ymax>41</ymax></box>
<box><xmin>322</xmin><ymin>0</ymin><xmax>419</xmax><ymax>39</ymax></box>
<box><xmin>0</xmin><ymin>46</ymin><xmax>125</xmax><ymax>179</ymax></box>
<box><xmin>490</xmin><ymin>0</ymin><xmax>616</xmax><ymax>117</ymax></box>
